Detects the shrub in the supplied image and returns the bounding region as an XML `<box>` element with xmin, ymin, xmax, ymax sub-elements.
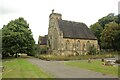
<box><xmin>37</xmin><ymin>51</ymin><xmax>118</xmax><ymax>61</ymax></box>
<box><xmin>88</xmin><ymin>45</ymin><xmax>97</xmax><ymax>55</ymax></box>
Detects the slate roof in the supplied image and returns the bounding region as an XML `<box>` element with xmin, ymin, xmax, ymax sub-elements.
<box><xmin>58</xmin><ymin>20</ymin><xmax>97</xmax><ymax>40</ymax></box>
<box><xmin>39</xmin><ymin>36</ymin><xmax>47</xmax><ymax>45</ymax></box>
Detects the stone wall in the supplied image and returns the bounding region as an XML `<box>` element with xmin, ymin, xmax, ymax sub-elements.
<box><xmin>55</xmin><ymin>38</ymin><xmax>99</xmax><ymax>56</ymax></box>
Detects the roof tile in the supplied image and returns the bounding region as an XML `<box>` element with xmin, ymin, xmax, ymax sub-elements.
<box><xmin>58</xmin><ymin>20</ymin><xmax>97</xmax><ymax>40</ymax></box>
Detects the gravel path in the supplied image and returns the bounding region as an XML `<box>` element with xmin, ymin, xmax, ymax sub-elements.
<box><xmin>27</xmin><ymin>57</ymin><xmax>117</xmax><ymax>78</ymax></box>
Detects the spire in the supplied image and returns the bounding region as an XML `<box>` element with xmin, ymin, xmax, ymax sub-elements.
<box><xmin>52</xmin><ymin>9</ymin><xmax>54</xmax><ymax>13</ymax></box>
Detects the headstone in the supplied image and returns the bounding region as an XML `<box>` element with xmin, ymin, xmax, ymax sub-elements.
<box><xmin>88</xmin><ymin>59</ymin><xmax>91</xmax><ymax>63</ymax></box>
<box><xmin>103</xmin><ymin>60</ymin><xmax>115</xmax><ymax>66</ymax></box>
<box><xmin>101</xmin><ymin>58</ymin><xmax>104</xmax><ymax>62</ymax></box>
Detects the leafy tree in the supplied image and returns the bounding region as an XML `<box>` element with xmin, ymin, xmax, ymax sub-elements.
<box><xmin>90</xmin><ymin>13</ymin><xmax>119</xmax><ymax>51</ymax></box>
<box><xmin>90</xmin><ymin>22</ymin><xmax>103</xmax><ymax>46</ymax></box>
<box><xmin>2</xmin><ymin>17</ymin><xmax>35</xmax><ymax>58</ymax></box>
<box><xmin>100</xmin><ymin>22</ymin><xmax>120</xmax><ymax>51</ymax></box>
<box><xmin>34</xmin><ymin>44</ymin><xmax>41</xmax><ymax>57</ymax></box>
<box><xmin>114</xmin><ymin>14</ymin><xmax>120</xmax><ymax>24</ymax></box>
<box><xmin>98</xmin><ymin>13</ymin><xmax>116</xmax><ymax>28</ymax></box>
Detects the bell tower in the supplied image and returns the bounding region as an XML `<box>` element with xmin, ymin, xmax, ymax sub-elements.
<box><xmin>48</xmin><ymin>10</ymin><xmax>62</xmax><ymax>51</ymax></box>
<box><xmin>49</xmin><ymin>9</ymin><xmax>62</xmax><ymax>27</ymax></box>
<box><xmin>49</xmin><ymin>9</ymin><xmax>62</xmax><ymax>20</ymax></box>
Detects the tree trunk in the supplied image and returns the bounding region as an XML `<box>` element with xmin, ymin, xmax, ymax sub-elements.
<box><xmin>15</xmin><ymin>53</ymin><xmax>18</xmax><ymax>58</ymax></box>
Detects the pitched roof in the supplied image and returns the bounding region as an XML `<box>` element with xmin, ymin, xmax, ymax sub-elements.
<box><xmin>58</xmin><ymin>20</ymin><xmax>97</xmax><ymax>40</ymax></box>
<box><xmin>38</xmin><ymin>35</ymin><xmax>47</xmax><ymax>45</ymax></box>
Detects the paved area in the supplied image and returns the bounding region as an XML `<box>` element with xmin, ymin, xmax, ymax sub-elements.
<box><xmin>27</xmin><ymin>57</ymin><xmax>118</xmax><ymax>78</ymax></box>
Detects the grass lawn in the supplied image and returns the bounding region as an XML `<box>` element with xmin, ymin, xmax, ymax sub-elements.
<box><xmin>2</xmin><ymin>58</ymin><xmax>53</xmax><ymax>78</ymax></box>
<box><xmin>64</xmin><ymin>59</ymin><xmax>119</xmax><ymax>77</ymax></box>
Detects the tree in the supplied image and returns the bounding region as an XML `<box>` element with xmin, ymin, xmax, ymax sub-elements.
<box><xmin>100</xmin><ymin>22</ymin><xmax>120</xmax><ymax>51</ymax></box>
<box><xmin>114</xmin><ymin>14</ymin><xmax>120</xmax><ymax>24</ymax></box>
<box><xmin>98</xmin><ymin>13</ymin><xmax>116</xmax><ymax>28</ymax></box>
<box><xmin>90</xmin><ymin>22</ymin><xmax>103</xmax><ymax>46</ymax></box>
<box><xmin>90</xmin><ymin>13</ymin><xmax>119</xmax><ymax>51</ymax></box>
<box><xmin>2</xmin><ymin>17</ymin><xmax>35</xmax><ymax>58</ymax></box>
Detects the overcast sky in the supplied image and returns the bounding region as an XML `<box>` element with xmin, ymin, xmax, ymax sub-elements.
<box><xmin>0</xmin><ymin>0</ymin><xmax>119</xmax><ymax>43</ymax></box>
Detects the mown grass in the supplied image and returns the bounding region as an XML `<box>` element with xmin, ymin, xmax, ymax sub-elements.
<box><xmin>64</xmin><ymin>59</ymin><xmax>119</xmax><ymax>77</ymax></box>
<box><xmin>2</xmin><ymin>58</ymin><xmax>53</xmax><ymax>79</ymax></box>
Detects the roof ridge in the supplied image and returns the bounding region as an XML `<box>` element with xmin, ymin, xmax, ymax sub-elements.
<box><xmin>59</xmin><ymin>20</ymin><xmax>85</xmax><ymax>25</ymax></box>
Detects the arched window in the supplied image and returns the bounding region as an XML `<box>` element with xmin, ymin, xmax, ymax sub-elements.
<box><xmin>48</xmin><ymin>40</ymin><xmax>51</xmax><ymax>48</ymax></box>
<box><xmin>66</xmin><ymin>40</ymin><xmax>69</xmax><ymax>50</ymax></box>
<box><xmin>53</xmin><ymin>28</ymin><xmax>58</xmax><ymax>50</ymax></box>
<box><xmin>54</xmin><ymin>28</ymin><xmax>57</xmax><ymax>38</ymax></box>
<box><xmin>54</xmin><ymin>38</ymin><xmax>57</xmax><ymax>50</ymax></box>
<box><xmin>72</xmin><ymin>43</ymin><xmax>75</xmax><ymax>50</ymax></box>
<box><xmin>61</xmin><ymin>43</ymin><xmax>64</xmax><ymax>50</ymax></box>
<box><xmin>86</xmin><ymin>41</ymin><xmax>91</xmax><ymax>51</ymax></box>
<box><xmin>82</xmin><ymin>43</ymin><xmax>85</xmax><ymax>51</ymax></box>
<box><xmin>77</xmin><ymin>40</ymin><xmax>81</xmax><ymax>50</ymax></box>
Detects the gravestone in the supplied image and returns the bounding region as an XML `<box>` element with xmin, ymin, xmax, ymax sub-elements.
<box><xmin>88</xmin><ymin>59</ymin><xmax>91</xmax><ymax>63</ymax></box>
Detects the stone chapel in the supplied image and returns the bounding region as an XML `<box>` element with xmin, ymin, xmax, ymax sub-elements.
<box><xmin>47</xmin><ymin>10</ymin><xmax>99</xmax><ymax>56</ymax></box>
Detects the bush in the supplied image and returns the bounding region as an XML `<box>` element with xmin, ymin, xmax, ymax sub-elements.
<box><xmin>115</xmin><ymin>60</ymin><xmax>120</xmax><ymax>64</ymax></box>
<box><xmin>38</xmin><ymin>52</ymin><xmax>116</xmax><ymax>61</ymax></box>
<box><xmin>88</xmin><ymin>45</ymin><xmax>97</xmax><ymax>55</ymax></box>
